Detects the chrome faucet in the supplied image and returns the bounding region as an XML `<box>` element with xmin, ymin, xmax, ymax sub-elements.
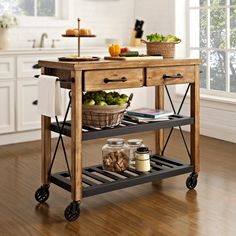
<box><xmin>39</xmin><ymin>33</ymin><xmax>48</xmax><ymax>48</ymax></box>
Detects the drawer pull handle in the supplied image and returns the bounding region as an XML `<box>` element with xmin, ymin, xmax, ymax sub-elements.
<box><xmin>104</xmin><ymin>77</ymin><xmax>128</xmax><ymax>84</ymax></box>
<box><xmin>32</xmin><ymin>100</ymin><xmax>38</xmax><ymax>105</ymax></box>
<box><xmin>32</xmin><ymin>64</ymin><xmax>41</xmax><ymax>69</ymax></box>
<box><xmin>162</xmin><ymin>73</ymin><xmax>183</xmax><ymax>79</ymax></box>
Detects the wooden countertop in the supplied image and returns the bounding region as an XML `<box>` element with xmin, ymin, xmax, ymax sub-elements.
<box><xmin>38</xmin><ymin>58</ymin><xmax>201</xmax><ymax>71</ymax></box>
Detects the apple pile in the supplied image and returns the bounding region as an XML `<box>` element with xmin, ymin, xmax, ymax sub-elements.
<box><xmin>83</xmin><ymin>91</ymin><xmax>129</xmax><ymax>106</ymax></box>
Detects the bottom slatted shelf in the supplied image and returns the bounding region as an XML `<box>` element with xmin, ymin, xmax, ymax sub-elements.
<box><xmin>50</xmin><ymin>155</ymin><xmax>193</xmax><ymax>197</ymax></box>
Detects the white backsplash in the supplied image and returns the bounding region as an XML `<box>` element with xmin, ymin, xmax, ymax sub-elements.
<box><xmin>7</xmin><ymin>0</ymin><xmax>136</xmax><ymax>49</ymax></box>
<box><xmin>6</xmin><ymin>0</ymin><xmax>177</xmax><ymax>50</ymax></box>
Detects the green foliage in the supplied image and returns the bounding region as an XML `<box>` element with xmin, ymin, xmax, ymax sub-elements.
<box><xmin>198</xmin><ymin>0</ymin><xmax>236</xmax><ymax>92</ymax></box>
<box><xmin>146</xmin><ymin>33</ymin><xmax>181</xmax><ymax>43</ymax></box>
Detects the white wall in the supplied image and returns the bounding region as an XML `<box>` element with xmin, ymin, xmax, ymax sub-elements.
<box><xmin>131</xmin><ymin>0</ymin><xmax>176</xmax><ymax>109</ymax></box>
<box><xmin>134</xmin><ymin>0</ymin><xmax>175</xmax><ymax>36</ymax></box>
<box><xmin>9</xmin><ymin>0</ymin><xmax>136</xmax><ymax>49</ymax></box>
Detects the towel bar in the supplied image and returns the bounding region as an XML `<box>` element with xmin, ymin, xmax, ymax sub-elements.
<box><xmin>34</xmin><ymin>75</ymin><xmax>74</xmax><ymax>83</ymax></box>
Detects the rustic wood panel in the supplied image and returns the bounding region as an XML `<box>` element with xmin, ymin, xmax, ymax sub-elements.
<box><xmin>146</xmin><ymin>65</ymin><xmax>195</xmax><ymax>86</ymax></box>
<box><xmin>190</xmin><ymin>65</ymin><xmax>200</xmax><ymax>172</ymax></box>
<box><xmin>41</xmin><ymin>115</ymin><xmax>51</xmax><ymax>184</ymax></box>
<box><xmin>71</xmin><ymin>70</ymin><xmax>83</xmax><ymax>201</ymax></box>
<box><xmin>155</xmin><ymin>85</ymin><xmax>164</xmax><ymax>155</ymax></box>
<box><xmin>38</xmin><ymin>59</ymin><xmax>201</xmax><ymax>71</ymax></box>
<box><xmin>84</xmin><ymin>68</ymin><xmax>144</xmax><ymax>91</ymax></box>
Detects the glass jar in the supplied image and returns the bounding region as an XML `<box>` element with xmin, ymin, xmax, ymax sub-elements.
<box><xmin>127</xmin><ymin>139</ymin><xmax>143</xmax><ymax>165</ymax></box>
<box><xmin>135</xmin><ymin>147</ymin><xmax>151</xmax><ymax>172</ymax></box>
<box><xmin>102</xmin><ymin>138</ymin><xmax>129</xmax><ymax>172</ymax></box>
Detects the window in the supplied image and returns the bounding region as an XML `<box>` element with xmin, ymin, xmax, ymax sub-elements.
<box><xmin>189</xmin><ymin>0</ymin><xmax>236</xmax><ymax>97</ymax></box>
<box><xmin>0</xmin><ymin>0</ymin><xmax>56</xmax><ymax>17</ymax></box>
<box><xmin>0</xmin><ymin>0</ymin><xmax>73</xmax><ymax>27</ymax></box>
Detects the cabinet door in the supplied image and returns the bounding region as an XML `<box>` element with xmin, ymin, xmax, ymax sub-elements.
<box><xmin>17</xmin><ymin>80</ymin><xmax>40</xmax><ymax>131</ymax></box>
<box><xmin>0</xmin><ymin>57</ymin><xmax>15</xmax><ymax>79</ymax></box>
<box><xmin>0</xmin><ymin>81</ymin><xmax>15</xmax><ymax>134</ymax></box>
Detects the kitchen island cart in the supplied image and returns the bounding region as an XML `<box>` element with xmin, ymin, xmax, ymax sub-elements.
<box><xmin>35</xmin><ymin>58</ymin><xmax>201</xmax><ymax>221</ymax></box>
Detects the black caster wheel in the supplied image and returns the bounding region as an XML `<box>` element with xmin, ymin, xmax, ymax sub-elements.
<box><xmin>35</xmin><ymin>185</ymin><xmax>50</xmax><ymax>203</ymax></box>
<box><xmin>186</xmin><ymin>172</ymin><xmax>198</xmax><ymax>190</ymax></box>
<box><xmin>64</xmin><ymin>201</ymin><xmax>80</xmax><ymax>222</ymax></box>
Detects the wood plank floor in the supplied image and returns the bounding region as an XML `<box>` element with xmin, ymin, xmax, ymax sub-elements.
<box><xmin>0</xmin><ymin>130</ymin><xmax>236</xmax><ymax>236</ymax></box>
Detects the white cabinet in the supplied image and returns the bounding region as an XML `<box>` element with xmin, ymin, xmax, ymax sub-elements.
<box><xmin>0</xmin><ymin>81</ymin><xmax>15</xmax><ymax>134</ymax></box>
<box><xmin>0</xmin><ymin>57</ymin><xmax>15</xmax><ymax>79</ymax></box>
<box><xmin>0</xmin><ymin>48</ymin><xmax>107</xmax><ymax>144</ymax></box>
<box><xmin>17</xmin><ymin>55</ymin><xmax>58</xmax><ymax>78</ymax></box>
<box><xmin>17</xmin><ymin>80</ymin><xmax>40</xmax><ymax>131</ymax></box>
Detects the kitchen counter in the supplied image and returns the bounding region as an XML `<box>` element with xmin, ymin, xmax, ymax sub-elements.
<box><xmin>0</xmin><ymin>46</ymin><xmax>146</xmax><ymax>55</ymax></box>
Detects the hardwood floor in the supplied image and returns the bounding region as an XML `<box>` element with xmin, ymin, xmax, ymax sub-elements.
<box><xmin>0</xmin><ymin>130</ymin><xmax>236</xmax><ymax>236</ymax></box>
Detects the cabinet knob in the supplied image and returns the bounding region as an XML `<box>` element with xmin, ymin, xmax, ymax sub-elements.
<box><xmin>32</xmin><ymin>100</ymin><xmax>38</xmax><ymax>105</ymax></box>
<box><xmin>32</xmin><ymin>64</ymin><xmax>41</xmax><ymax>69</ymax></box>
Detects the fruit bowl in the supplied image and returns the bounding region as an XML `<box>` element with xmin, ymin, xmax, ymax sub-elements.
<box><xmin>82</xmin><ymin>103</ymin><xmax>128</xmax><ymax>128</ymax></box>
<box><xmin>82</xmin><ymin>91</ymin><xmax>133</xmax><ymax>128</ymax></box>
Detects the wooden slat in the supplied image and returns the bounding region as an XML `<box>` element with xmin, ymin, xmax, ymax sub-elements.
<box><xmin>155</xmin><ymin>85</ymin><xmax>164</xmax><ymax>155</ymax></box>
<box><xmin>41</xmin><ymin>115</ymin><xmax>51</xmax><ymax>184</ymax></box>
<box><xmin>71</xmin><ymin>70</ymin><xmax>83</xmax><ymax>201</ymax></box>
<box><xmin>190</xmin><ymin>65</ymin><xmax>200</xmax><ymax>172</ymax></box>
<box><xmin>41</xmin><ymin>67</ymin><xmax>51</xmax><ymax>185</ymax></box>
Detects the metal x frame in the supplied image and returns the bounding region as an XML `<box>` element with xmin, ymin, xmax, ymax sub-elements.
<box><xmin>48</xmin><ymin>91</ymin><xmax>72</xmax><ymax>179</ymax></box>
<box><xmin>161</xmin><ymin>84</ymin><xmax>191</xmax><ymax>160</ymax></box>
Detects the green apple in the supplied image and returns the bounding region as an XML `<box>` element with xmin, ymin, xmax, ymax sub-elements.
<box><xmin>84</xmin><ymin>99</ymin><xmax>95</xmax><ymax>105</ymax></box>
<box><xmin>97</xmin><ymin>101</ymin><xmax>108</xmax><ymax>106</ymax></box>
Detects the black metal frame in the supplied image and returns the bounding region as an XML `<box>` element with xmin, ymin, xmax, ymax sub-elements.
<box><xmin>163</xmin><ymin>84</ymin><xmax>191</xmax><ymax>159</ymax></box>
<box><xmin>48</xmin><ymin>84</ymin><xmax>193</xmax><ymax>195</ymax></box>
<box><xmin>50</xmin><ymin>155</ymin><xmax>193</xmax><ymax>197</ymax></box>
<box><xmin>48</xmin><ymin>91</ymin><xmax>72</xmax><ymax>179</ymax></box>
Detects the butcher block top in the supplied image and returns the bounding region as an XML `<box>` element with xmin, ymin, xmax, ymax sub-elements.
<box><xmin>38</xmin><ymin>58</ymin><xmax>201</xmax><ymax>71</ymax></box>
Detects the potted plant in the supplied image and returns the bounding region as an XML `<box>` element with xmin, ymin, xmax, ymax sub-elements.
<box><xmin>0</xmin><ymin>14</ymin><xmax>18</xmax><ymax>50</ymax></box>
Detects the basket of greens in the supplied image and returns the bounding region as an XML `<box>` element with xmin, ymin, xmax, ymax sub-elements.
<box><xmin>142</xmin><ymin>34</ymin><xmax>181</xmax><ymax>58</ymax></box>
<box><xmin>82</xmin><ymin>91</ymin><xmax>133</xmax><ymax>128</ymax></box>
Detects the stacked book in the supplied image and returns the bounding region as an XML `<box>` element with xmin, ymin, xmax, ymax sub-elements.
<box><xmin>126</xmin><ymin>108</ymin><xmax>174</xmax><ymax>123</ymax></box>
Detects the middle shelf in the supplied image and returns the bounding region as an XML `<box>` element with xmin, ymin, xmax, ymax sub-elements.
<box><xmin>51</xmin><ymin>115</ymin><xmax>194</xmax><ymax>141</ymax></box>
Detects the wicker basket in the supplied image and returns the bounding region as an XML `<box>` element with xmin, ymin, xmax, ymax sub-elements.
<box><xmin>82</xmin><ymin>104</ymin><xmax>127</xmax><ymax>128</ymax></box>
<box><xmin>142</xmin><ymin>40</ymin><xmax>176</xmax><ymax>58</ymax></box>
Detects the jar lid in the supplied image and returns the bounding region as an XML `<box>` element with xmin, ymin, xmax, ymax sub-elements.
<box><xmin>107</xmin><ymin>138</ymin><xmax>125</xmax><ymax>145</ymax></box>
<box><xmin>127</xmin><ymin>139</ymin><xmax>143</xmax><ymax>146</ymax></box>
<box><xmin>136</xmin><ymin>146</ymin><xmax>149</xmax><ymax>154</ymax></box>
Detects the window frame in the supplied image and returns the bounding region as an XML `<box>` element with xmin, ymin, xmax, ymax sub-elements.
<box><xmin>187</xmin><ymin>0</ymin><xmax>236</xmax><ymax>99</ymax></box>
<box><xmin>16</xmin><ymin>0</ymin><xmax>74</xmax><ymax>28</ymax></box>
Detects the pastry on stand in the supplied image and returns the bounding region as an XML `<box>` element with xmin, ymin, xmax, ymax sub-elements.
<box><xmin>61</xmin><ymin>18</ymin><xmax>96</xmax><ymax>60</ymax></box>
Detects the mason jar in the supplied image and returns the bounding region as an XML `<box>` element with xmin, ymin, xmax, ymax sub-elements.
<box><xmin>135</xmin><ymin>146</ymin><xmax>151</xmax><ymax>172</ymax></box>
<box><xmin>102</xmin><ymin>138</ymin><xmax>129</xmax><ymax>172</ymax></box>
<box><xmin>127</xmin><ymin>139</ymin><xmax>143</xmax><ymax>165</ymax></box>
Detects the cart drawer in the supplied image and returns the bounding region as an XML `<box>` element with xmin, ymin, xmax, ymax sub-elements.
<box><xmin>146</xmin><ymin>66</ymin><xmax>195</xmax><ymax>86</ymax></box>
<box><xmin>83</xmin><ymin>68</ymin><xmax>144</xmax><ymax>91</ymax></box>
